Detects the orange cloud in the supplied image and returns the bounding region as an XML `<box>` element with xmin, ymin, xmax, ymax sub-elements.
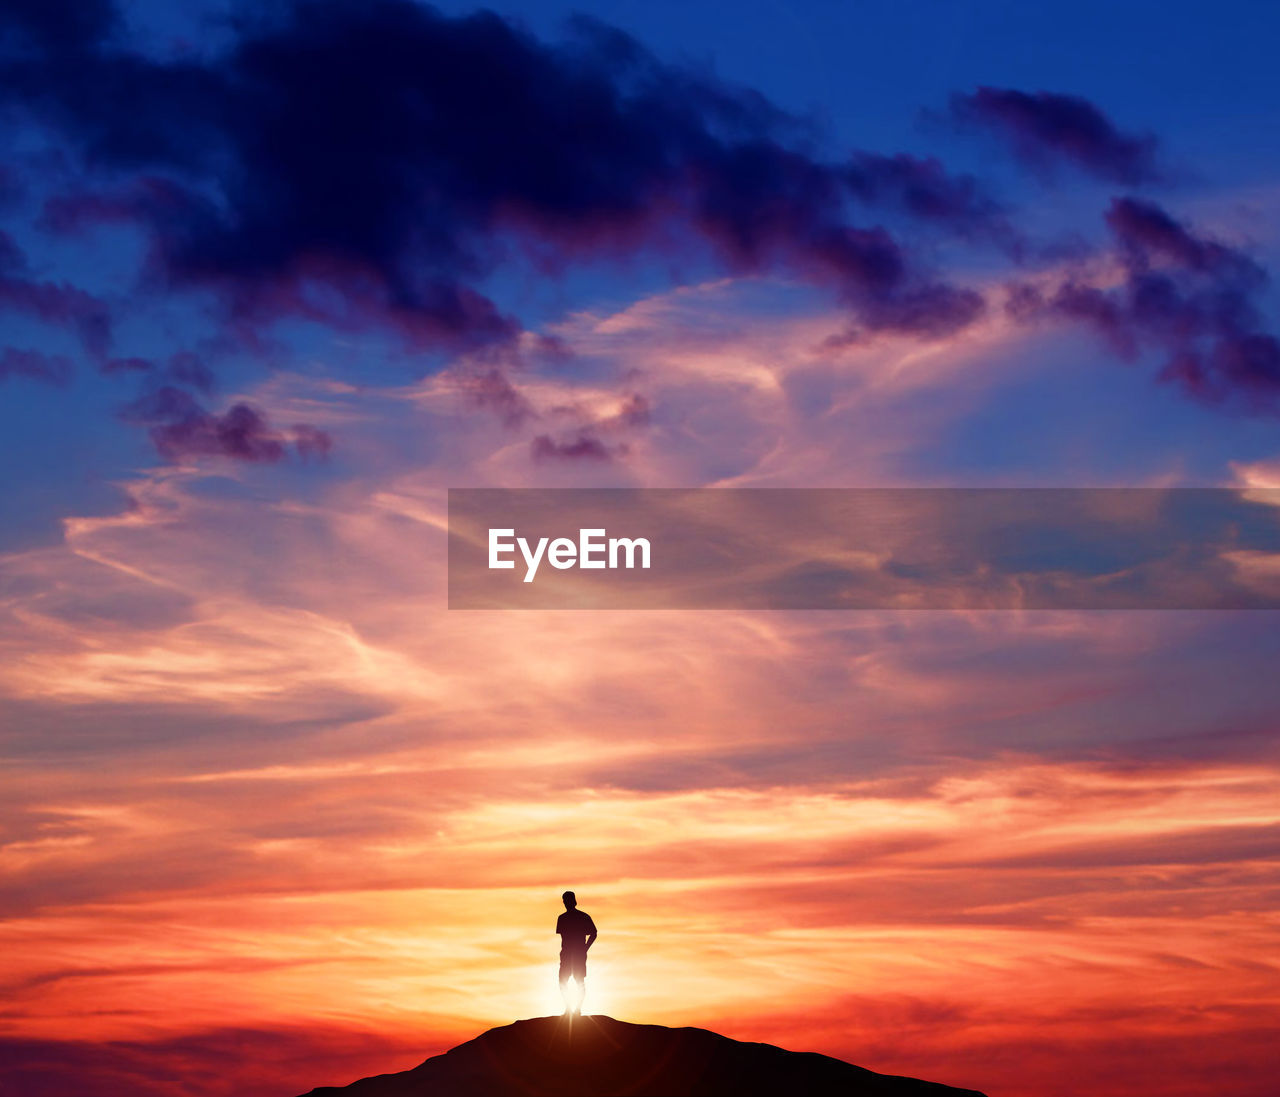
<box><xmin>3</xmin><ymin>283</ymin><xmax>1279</xmax><ymax>1097</ymax></box>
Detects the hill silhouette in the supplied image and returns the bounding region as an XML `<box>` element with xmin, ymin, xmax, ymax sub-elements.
<box><xmin>297</xmin><ymin>1015</ymin><xmax>987</xmax><ymax>1097</ymax></box>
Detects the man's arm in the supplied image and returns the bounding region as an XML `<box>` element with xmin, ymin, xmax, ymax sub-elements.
<box><xmin>585</xmin><ymin>916</ymin><xmax>597</xmax><ymax>952</ymax></box>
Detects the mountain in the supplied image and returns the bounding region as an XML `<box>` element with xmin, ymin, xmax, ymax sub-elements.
<box><xmin>297</xmin><ymin>1015</ymin><xmax>987</xmax><ymax>1097</ymax></box>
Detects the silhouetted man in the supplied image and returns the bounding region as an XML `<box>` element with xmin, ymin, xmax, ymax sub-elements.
<box><xmin>556</xmin><ymin>890</ymin><xmax>597</xmax><ymax>1016</ymax></box>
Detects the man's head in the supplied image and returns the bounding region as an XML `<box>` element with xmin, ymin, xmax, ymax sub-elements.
<box><xmin>562</xmin><ymin>891</ymin><xmax>576</xmax><ymax>910</ymax></box>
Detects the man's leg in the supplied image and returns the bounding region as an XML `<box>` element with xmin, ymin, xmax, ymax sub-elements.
<box><xmin>560</xmin><ymin>976</ymin><xmax>582</xmax><ymax>1015</ymax></box>
<box><xmin>559</xmin><ymin>955</ymin><xmax>573</xmax><ymax>1016</ymax></box>
<box><xmin>572</xmin><ymin>952</ymin><xmax>587</xmax><ymax>1015</ymax></box>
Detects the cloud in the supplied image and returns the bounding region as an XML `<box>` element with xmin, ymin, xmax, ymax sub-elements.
<box><xmin>0</xmin><ymin>275</ymin><xmax>111</xmax><ymax>358</ymax></box>
<box><xmin>837</xmin><ymin>281</ymin><xmax>987</xmax><ymax>342</ymax></box>
<box><xmin>0</xmin><ymin>1025</ymin><xmax>432</xmax><ymax>1097</ymax></box>
<box><xmin>0</xmin><ymin>228</ymin><xmax>112</xmax><ymax>358</ymax></box>
<box><xmin>522</xmin><ymin>390</ymin><xmax>652</xmax><ymax>462</ymax></box>
<box><xmin>1</xmin><ymin>417</ymin><xmax>1279</xmax><ymax>1093</ymax></box>
<box><xmin>457</xmin><ymin>368</ymin><xmax>536</xmax><ymax>429</ymax></box>
<box><xmin>0</xmin><ymin>346</ymin><xmax>73</xmax><ymax>385</ymax></box>
<box><xmin>2</xmin><ymin>0</ymin><xmax>992</xmax><ymax>354</ymax></box>
<box><xmin>121</xmin><ymin>386</ymin><xmax>330</xmax><ymax>463</ymax></box>
<box><xmin>0</xmin><ymin>0</ymin><xmax>118</xmax><ymax>54</ymax></box>
<box><xmin>1010</xmin><ymin>198</ymin><xmax>1280</xmax><ymax>409</ymax></box>
<box><xmin>530</xmin><ymin>432</ymin><xmax>618</xmax><ymax>461</ymax></box>
<box><xmin>843</xmin><ymin>151</ymin><xmax>1016</xmax><ymax>245</ymax></box>
<box><xmin>3</xmin><ymin>4</ymin><xmax>1274</xmax><ymax>459</ymax></box>
<box><xmin>101</xmin><ymin>351</ymin><xmax>215</xmax><ymax>393</ymax></box>
<box><xmin>2</xmin><ymin>12</ymin><xmax>1279</xmax><ymax>1097</ymax></box>
<box><xmin>948</xmin><ymin>86</ymin><xmax>1160</xmax><ymax>183</ymax></box>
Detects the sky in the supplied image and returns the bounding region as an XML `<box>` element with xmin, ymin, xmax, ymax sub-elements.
<box><xmin>1</xmin><ymin>1</ymin><xmax>1280</xmax><ymax>1095</ymax></box>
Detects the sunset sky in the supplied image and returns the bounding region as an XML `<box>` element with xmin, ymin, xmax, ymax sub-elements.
<box><xmin>2</xmin><ymin>2</ymin><xmax>1280</xmax><ymax>1096</ymax></box>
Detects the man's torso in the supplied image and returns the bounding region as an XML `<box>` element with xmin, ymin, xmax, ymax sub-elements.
<box><xmin>556</xmin><ymin>908</ymin><xmax>596</xmax><ymax>953</ymax></box>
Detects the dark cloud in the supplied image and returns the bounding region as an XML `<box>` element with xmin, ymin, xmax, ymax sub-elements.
<box><xmin>0</xmin><ymin>165</ymin><xmax>25</xmax><ymax>208</ymax></box>
<box><xmin>121</xmin><ymin>386</ymin><xmax>330</xmax><ymax>463</ymax></box>
<box><xmin>0</xmin><ymin>0</ymin><xmax>117</xmax><ymax>54</ymax></box>
<box><xmin>37</xmin><ymin>188</ymin><xmax>140</xmax><ymax>234</ymax></box>
<box><xmin>100</xmin><ymin>355</ymin><xmax>151</xmax><ymax>374</ymax></box>
<box><xmin>458</xmin><ymin>367</ymin><xmax>535</xmax><ymax>428</ymax></box>
<box><xmin>524</xmin><ymin>392</ymin><xmax>651</xmax><ymax>456</ymax></box>
<box><xmin>291</xmin><ymin>422</ymin><xmax>332</xmax><ymax>460</ymax></box>
<box><xmin>860</xmin><ymin>281</ymin><xmax>986</xmax><ymax>338</ymax></box>
<box><xmin>1</xmin><ymin>0</ymin><xmax>992</xmax><ymax>354</ymax></box>
<box><xmin>0</xmin><ymin>228</ymin><xmax>24</xmax><ymax>270</ymax></box>
<box><xmin>0</xmin><ymin>228</ymin><xmax>112</xmax><ymax>357</ymax></box>
<box><xmin>612</xmin><ymin>393</ymin><xmax>651</xmax><ymax>428</ymax></box>
<box><xmin>101</xmin><ymin>350</ymin><xmax>215</xmax><ymax>391</ymax></box>
<box><xmin>0</xmin><ymin>346</ymin><xmax>72</xmax><ymax>385</ymax></box>
<box><xmin>822</xmin><ymin>282</ymin><xmax>986</xmax><ymax>349</ymax></box>
<box><xmin>166</xmin><ymin>351</ymin><xmax>214</xmax><ymax>392</ymax></box>
<box><xmin>843</xmin><ymin>151</ymin><xmax>1015</xmax><ymax>245</ymax></box>
<box><xmin>1106</xmin><ymin>195</ymin><xmax>1245</xmax><ymax>273</ymax></box>
<box><xmin>531</xmin><ymin>433</ymin><xmax>617</xmax><ymax>461</ymax></box>
<box><xmin>949</xmin><ymin>87</ymin><xmax>1160</xmax><ymax>184</ymax></box>
<box><xmin>2</xmin><ymin>3</ymin><xmax>1272</xmax><ymax>430</ymax></box>
<box><xmin>1012</xmin><ymin>198</ymin><xmax>1280</xmax><ymax>409</ymax></box>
